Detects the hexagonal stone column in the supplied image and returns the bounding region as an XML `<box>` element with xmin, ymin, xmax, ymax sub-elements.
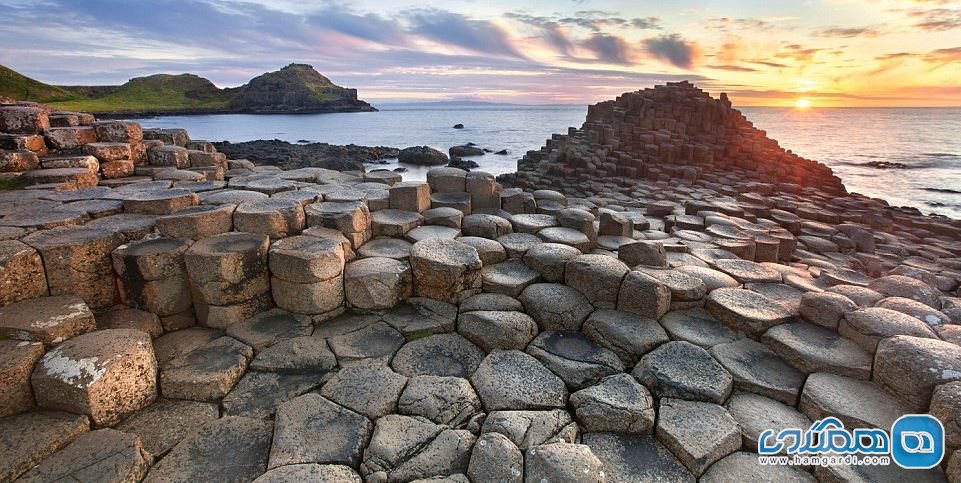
<box><xmin>345</xmin><ymin>257</ymin><xmax>412</xmax><ymax>310</ymax></box>
<box><xmin>0</xmin><ymin>240</ymin><xmax>48</xmax><ymax>307</ymax></box>
<box><xmin>0</xmin><ymin>340</ymin><xmax>44</xmax><ymax>417</ymax></box>
<box><xmin>122</xmin><ymin>189</ymin><xmax>199</xmax><ymax>215</ymax></box>
<box><xmin>466</xmin><ymin>171</ymin><xmax>499</xmax><ymax>210</ymax></box>
<box><xmin>112</xmin><ymin>237</ymin><xmax>194</xmax><ymax>329</ymax></box>
<box><xmin>389</xmin><ymin>181</ymin><xmax>431</xmax><ymax>212</ymax></box>
<box><xmin>185</xmin><ymin>233</ymin><xmax>271</xmax><ymax>328</ymax></box>
<box><xmin>427</xmin><ymin>167</ymin><xmax>467</xmax><ymax>193</ymax></box>
<box><xmin>22</xmin><ymin>225</ymin><xmax>125</xmax><ymax>310</ymax></box>
<box><xmin>234</xmin><ymin>198</ymin><xmax>305</xmax><ymax>239</ymax></box>
<box><xmin>269</xmin><ymin>235</ymin><xmax>345</xmax><ymax>318</ymax></box>
<box><xmin>155</xmin><ymin>204</ymin><xmax>235</xmax><ymax>239</ymax></box>
<box><xmin>410</xmin><ymin>238</ymin><xmax>482</xmax><ymax>304</ymax></box>
<box><xmin>31</xmin><ymin>329</ymin><xmax>158</xmax><ymax>427</ymax></box>
<box><xmin>305</xmin><ymin>200</ymin><xmax>371</xmax><ymax>249</ymax></box>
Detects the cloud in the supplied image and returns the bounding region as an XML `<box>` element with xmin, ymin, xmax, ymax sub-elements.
<box><xmin>773</xmin><ymin>44</ymin><xmax>826</xmax><ymax>62</ymax></box>
<box><xmin>642</xmin><ymin>34</ymin><xmax>697</xmax><ymax>68</ymax></box>
<box><xmin>924</xmin><ymin>47</ymin><xmax>961</xmax><ymax>63</ymax></box>
<box><xmin>748</xmin><ymin>60</ymin><xmax>791</xmax><ymax>68</ymax></box>
<box><xmin>902</xmin><ymin>8</ymin><xmax>961</xmax><ymax>31</ymax></box>
<box><xmin>875</xmin><ymin>52</ymin><xmax>916</xmax><ymax>61</ymax></box>
<box><xmin>706</xmin><ymin>17</ymin><xmax>778</xmax><ymax>32</ymax></box>
<box><xmin>815</xmin><ymin>25</ymin><xmax>884</xmax><ymax>38</ymax></box>
<box><xmin>582</xmin><ymin>34</ymin><xmax>633</xmax><ymax>64</ymax></box>
<box><xmin>706</xmin><ymin>64</ymin><xmax>759</xmax><ymax>72</ymax></box>
<box><xmin>407</xmin><ymin>9</ymin><xmax>522</xmax><ymax>58</ymax></box>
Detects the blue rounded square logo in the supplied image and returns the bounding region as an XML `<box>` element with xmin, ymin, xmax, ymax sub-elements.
<box><xmin>891</xmin><ymin>414</ymin><xmax>945</xmax><ymax>469</ymax></box>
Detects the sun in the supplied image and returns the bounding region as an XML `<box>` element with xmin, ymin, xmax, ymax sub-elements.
<box><xmin>795</xmin><ymin>98</ymin><xmax>811</xmax><ymax>109</ymax></box>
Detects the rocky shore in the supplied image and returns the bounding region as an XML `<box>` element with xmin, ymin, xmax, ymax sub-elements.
<box><xmin>213</xmin><ymin>139</ymin><xmax>399</xmax><ymax>171</ymax></box>
<box><xmin>0</xmin><ymin>85</ymin><xmax>960</xmax><ymax>482</ymax></box>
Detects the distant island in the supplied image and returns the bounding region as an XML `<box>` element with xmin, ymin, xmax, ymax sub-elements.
<box><xmin>0</xmin><ymin>63</ymin><xmax>376</xmax><ymax>116</ymax></box>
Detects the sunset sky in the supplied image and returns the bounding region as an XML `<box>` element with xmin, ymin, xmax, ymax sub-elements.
<box><xmin>1</xmin><ymin>0</ymin><xmax>959</xmax><ymax>106</ymax></box>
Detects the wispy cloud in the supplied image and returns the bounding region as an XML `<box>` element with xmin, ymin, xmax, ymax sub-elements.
<box><xmin>815</xmin><ymin>25</ymin><xmax>884</xmax><ymax>38</ymax></box>
<box><xmin>643</xmin><ymin>34</ymin><xmax>698</xmax><ymax>68</ymax></box>
<box><xmin>407</xmin><ymin>9</ymin><xmax>523</xmax><ymax>58</ymax></box>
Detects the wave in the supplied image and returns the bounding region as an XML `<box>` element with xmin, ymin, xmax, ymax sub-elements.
<box><xmin>833</xmin><ymin>160</ymin><xmax>913</xmax><ymax>169</ymax></box>
<box><xmin>923</xmin><ymin>187</ymin><xmax>961</xmax><ymax>195</ymax></box>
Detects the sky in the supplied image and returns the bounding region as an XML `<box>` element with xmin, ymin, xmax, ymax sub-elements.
<box><xmin>0</xmin><ymin>0</ymin><xmax>959</xmax><ymax>106</ymax></box>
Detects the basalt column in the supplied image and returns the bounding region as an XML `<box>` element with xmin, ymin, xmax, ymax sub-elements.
<box><xmin>184</xmin><ymin>232</ymin><xmax>271</xmax><ymax>328</ymax></box>
<box><xmin>112</xmin><ymin>237</ymin><xmax>195</xmax><ymax>332</ymax></box>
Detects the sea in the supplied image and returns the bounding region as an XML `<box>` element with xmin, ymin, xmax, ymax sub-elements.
<box><xmin>138</xmin><ymin>104</ymin><xmax>961</xmax><ymax>219</ymax></box>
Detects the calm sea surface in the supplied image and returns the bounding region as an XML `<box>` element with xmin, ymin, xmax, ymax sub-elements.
<box><xmin>139</xmin><ymin>104</ymin><xmax>961</xmax><ymax>219</ymax></box>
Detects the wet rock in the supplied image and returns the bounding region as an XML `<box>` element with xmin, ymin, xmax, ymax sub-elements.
<box><xmin>32</xmin><ymin>329</ymin><xmax>157</xmax><ymax>427</ymax></box>
<box><xmin>709</xmin><ymin>338</ymin><xmax>805</xmax><ymax>405</ymax></box>
<box><xmin>527</xmin><ymin>331</ymin><xmax>624</xmax><ymax>389</ymax></box>
<box><xmin>269</xmin><ymin>393</ymin><xmax>371</xmax><ymax>468</ymax></box>
<box><xmin>392</xmin><ymin>333</ymin><xmax>486</xmax><ymax>378</ymax></box>
<box><xmin>655</xmin><ymin>398</ymin><xmax>740</xmax><ymax>476</ymax></box>
<box><xmin>17</xmin><ymin>428</ymin><xmax>152</xmax><ymax>483</ymax></box>
<box><xmin>382</xmin><ymin>297</ymin><xmax>458</xmax><ymax>338</ymax></box>
<box><xmin>222</xmin><ymin>370</ymin><xmax>324</xmax><ymax>419</ymax></box>
<box><xmin>471</xmin><ymin>350</ymin><xmax>568</xmax><ymax>411</ymax></box>
<box><xmin>633</xmin><ymin>341</ymin><xmax>732</xmax><ymax>404</ymax></box>
<box><xmin>399</xmin><ymin>146</ymin><xmax>449</xmax><ymax>166</ymax></box>
<box><xmin>570</xmin><ymin>373</ymin><xmax>655</xmax><ymax>434</ymax></box>
<box><xmin>144</xmin><ymin>416</ymin><xmax>272</xmax><ymax>482</ymax></box>
<box><xmin>519</xmin><ymin>283</ymin><xmax>594</xmax><ymax>331</ymax></box>
<box><xmin>225</xmin><ymin>308</ymin><xmax>313</xmax><ymax>352</ymax></box>
<box><xmin>582</xmin><ymin>309</ymin><xmax>669</xmax><ymax>366</ymax></box>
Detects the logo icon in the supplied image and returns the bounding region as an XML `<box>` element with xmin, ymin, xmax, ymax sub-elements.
<box><xmin>890</xmin><ymin>414</ymin><xmax>944</xmax><ymax>469</ymax></box>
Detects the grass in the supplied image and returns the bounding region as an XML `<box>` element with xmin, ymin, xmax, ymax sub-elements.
<box><xmin>0</xmin><ymin>65</ymin><xmax>81</xmax><ymax>103</ymax></box>
<box><xmin>49</xmin><ymin>74</ymin><xmax>232</xmax><ymax>113</ymax></box>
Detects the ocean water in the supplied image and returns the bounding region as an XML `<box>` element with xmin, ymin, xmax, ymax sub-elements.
<box><xmin>139</xmin><ymin>104</ymin><xmax>961</xmax><ymax>219</ymax></box>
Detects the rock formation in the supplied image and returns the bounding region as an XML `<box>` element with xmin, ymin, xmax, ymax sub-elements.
<box><xmin>0</xmin><ymin>92</ymin><xmax>959</xmax><ymax>482</ymax></box>
<box><xmin>505</xmin><ymin>81</ymin><xmax>843</xmax><ymax>195</ymax></box>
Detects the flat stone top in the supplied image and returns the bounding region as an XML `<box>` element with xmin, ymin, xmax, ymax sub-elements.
<box><xmin>161</xmin><ymin>204</ymin><xmax>234</xmax><ymax>217</ymax></box>
<box><xmin>39</xmin><ymin>186</ymin><xmax>113</xmax><ymax>202</ymax></box>
<box><xmin>0</xmin><ymin>239</ymin><xmax>35</xmax><ymax>259</ymax></box>
<box><xmin>410</xmin><ymin>238</ymin><xmax>482</xmax><ymax>268</ymax></box>
<box><xmin>21</xmin><ymin>224</ymin><xmax>122</xmax><ymax>250</ymax></box>
<box><xmin>122</xmin><ymin>189</ymin><xmax>196</xmax><ymax>202</ymax></box>
<box><xmin>236</xmin><ymin>198</ymin><xmax>302</xmax><ymax>213</ymax></box>
<box><xmin>202</xmin><ymin>190</ymin><xmax>269</xmax><ymax>205</ymax></box>
<box><xmin>270</xmin><ymin>235</ymin><xmax>343</xmax><ymax>259</ymax></box>
<box><xmin>311</xmin><ymin>200</ymin><xmax>367</xmax><ymax>214</ymax></box>
<box><xmin>187</xmin><ymin>232</ymin><xmax>269</xmax><ymax>256</ymax></box>
<box><xmin>115</xmin><ymin>237</ymin><xmax>190</xmax><ymax>257</ymax></box>
<box><xmin>0</xmin><ymin>295</ymin><xmax>90</xmax><ymax>332</ymax></box>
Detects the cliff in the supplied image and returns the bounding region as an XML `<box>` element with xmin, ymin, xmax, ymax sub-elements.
<box><xmin>0</xmin><ymin>63</ymin><xmax>375</xmax><ymax>116</ymax></box>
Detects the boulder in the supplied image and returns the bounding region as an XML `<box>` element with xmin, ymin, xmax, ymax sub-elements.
<box><xmin>32</xmin><ymin>329</ymin><xmax>157</xmax><ymax>426</ymax></box>
<box><xmin>399</xmin><ymin>146</ymin><xmax>449</xmax><ymax>166</ymax></box>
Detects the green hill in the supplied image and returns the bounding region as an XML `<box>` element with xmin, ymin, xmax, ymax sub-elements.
<box><xmin>0</xmin><ymin>63</ymin><xmax>375</xmax><ymax>115</ymax></box>
<box><xmin>0</xmin><ymin>65</ymin><xmax>81</xmax><ymax>103</ymax></box>
<box><xmin>51</xmin><ymin>73</ymin><xmax>232</xmax><ymax>113</ymax></box>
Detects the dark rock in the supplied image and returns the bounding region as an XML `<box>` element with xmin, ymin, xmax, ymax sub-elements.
<box><xmin>399</xmin><ymin>146</ymin><xmax>449</xmax><ymax>166</ymax></box>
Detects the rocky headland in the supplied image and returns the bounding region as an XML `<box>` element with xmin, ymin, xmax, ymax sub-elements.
<box><xmin>0</xmin><ymin>84</ymin><xmax>960</xmax><ymax>482</ymax></box>
<box><xmin>1</xmin><ymin>63</ymin><xmax>376</xmax><ymax>116</ymax></box>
